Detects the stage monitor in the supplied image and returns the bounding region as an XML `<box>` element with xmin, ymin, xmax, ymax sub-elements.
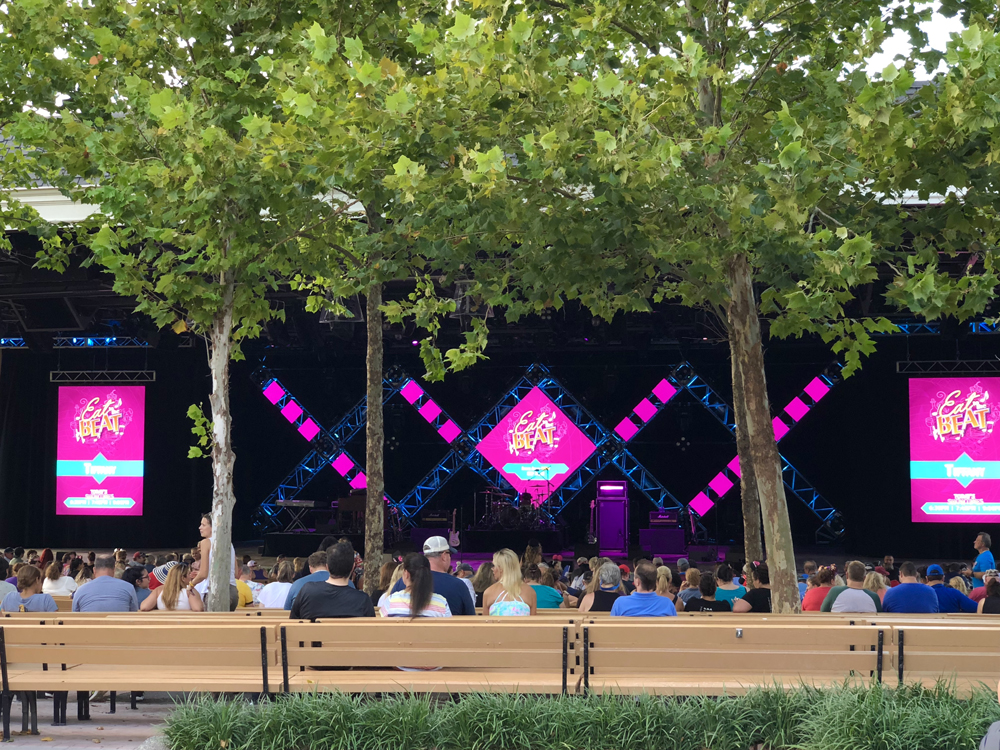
<box><xmin>56</xmin><ymin>386</ymin><xmax>145</xmax><ymax>516</ymax></box>
<box><xmin>910</xmin><ymin>377</ymin><xmax>1000</xmax><ymax>522</ymax></box>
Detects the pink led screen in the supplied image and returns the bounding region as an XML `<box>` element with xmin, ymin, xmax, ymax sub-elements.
<box><xmin>475</xmin><ymin>387</ymin><xmax>596</xmax><ymax>504</ymax></box>
<box><xmin>56</xmin><ymin>386</ymin><xmax>145</xmax><ymax>516</ymax></box>
<box><xmin>910</xmin><ymin>378</ymin><xmax>1000</xmax><ymax>522</ymax></box>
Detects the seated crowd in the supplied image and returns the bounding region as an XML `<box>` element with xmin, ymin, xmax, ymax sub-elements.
<box><xmin>0</xmin><ymin>530</ymin><xmax>994</xmax><ymax>619</ymax></box>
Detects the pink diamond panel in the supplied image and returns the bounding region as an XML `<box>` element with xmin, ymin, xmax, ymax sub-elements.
<box><xmin>614</xmin><ymin>418</ymin><xmax>639</xmax><ymax>441</ymax></box>
<box><xmin>708</xmin><ymin>472</ymin><xmax>734</xmax><ymax>497</ymax></box>
<box><xmin>298</xmin><ymin>418</ymin><xmax>320</xmax><ymax>442</ymax></box>
<box><xmin>330</xmin><ymin>453</ymin><xmax>354</xmax><ymax>476</ymax></box>
<box><xmin>772</xmin><ymin>417</ymin><xmax>790</xmax><ymax>441</ymax></box>
<box><xmin>400</xmin><ymin>380</ymin><xmax>425</xmax><ymax>404</ymax></box>
<box><xmin>438</xmin><ymin>420</ymin><xmax>462</xmax><ymax>443</ymax></box>
<box><xmin>689</xmin><ymin>492</ymin><xmax>715</xmax><ymax>517</ymax></box>
<box><xmin>784</xmin><ymin>396</ymin><xmax>810</xmax><ymax>423</ymax></box>
<box><xmin>633</xmin><ymin>398</ymin><xmax>657</xmax><ymax>423</ymax></box>
<box><xmin>349</xmin><ymin>472</ymin><xmax>368</xmax><ymax>490</ymax></box>
<box><xmin>803</xmin><ymin>377</ymin><xmax>830</xmax><ymax>404</ymax></box>
<box><xmin>475</xmin><ymin>387</ymin><xmax>596</xmax><ymax>503</ymax></box>
<box><xmin>727</xmin><ymin>455</ymin><xmax>741</xmax><ymax>477</ymax></box>
<box><xmin>652</xmin><ymin>379</ymin><xmax>677</xmax><ymax>404</ymax></box>
<box><xmin>419</xmin><ymin>400</ymin><xmax>442</xmax><ymax>422</ymax></box>
<box><xmin>262</xmin><ymin>382</ymin><xmax>285</xmax><ymax>405</ymax></box>
<box><xmin>280</xmin><ymin>401</ymin><xmax>303</xmax><ymax>423</ymax></box>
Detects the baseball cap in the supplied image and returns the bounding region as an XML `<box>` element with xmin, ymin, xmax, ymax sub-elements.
<box><xmin>677</xmin><ymin>557</ymin><xmax>690</xmax><ymax>570</ymax></box>
<box><xmin>985</xmin><ymin>569</ymin><xmax>999</xmax><ymax>579</ymax></box>
<box><xmin>874</xmin><ymin>566</ymin><xmax>888</xmax><ymax>576</ymax></box>
<box><xmin>618</xmin><ymin>564</ymin><xmax>630</xmax><ymax>574</ymax></box>
<box><xmin>926</xmin><ymin>564</ymin><xmax>944</xmax><ymax>576</ymax></box>
<box><xmin>455</xmin><ymin>563</ymin><xmax>474</xmax><ymax>573</ymax></box>
<box><xmin>132</xmin><ymin>551</ymin><xmax>145</xmax><ymax>561</ymax></box>
<box><xmin>552</xmin><ymin>554</ymin><xmax>563</xmax><ymax>562</ymax></box>
<box><xmin>422</xmin><ymin>536</ymin><xmax>456</xmax><ymax>555</ymax></box>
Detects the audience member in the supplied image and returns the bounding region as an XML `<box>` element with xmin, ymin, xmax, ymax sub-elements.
<box><xmin>73</xmin><ymin>555</ymin><xmax>139</xmax><ymax>612</ymax></box>
<box><xmin>238</xmin><ymin>564</ymin><xmax>263</xmax><ymax>605</ymax></box>
<box><xmin>678</xmin><ymin>568</ymin><xmax>702</xmax><ymax>606</ymax></box>
<box><xmin>732</xmin><ymin>562</ymin><xmax>772</xmax><ymax>613</ymax></box>
<box><xmin>926</xmin><ymin>564</ymin><xmax>977</xmax><ymax>613</ymax></box>
<box><xmin>149</xmin><ymin>561</ymin><xmax>177</xmax><ymax>591</ymax></box>
<box><xmin>578</xmin><ymin>563</ymin><xmax>624</xmax><ymax>613</ymax></box>
<box><xmin>655</xmin><ymin>566</ymin><xmax>679</xmax><ymax>607</ymax></box>
<box><xmin>11</xmin><ymin>548</ymin><xmax>24</xmax><ymax>565</ymax></box>
<box><xmin>677</xmin><ymin>557</ymin><xmax>690</xmax><ymax>575</ymax></box>
<box><xmin>377</xmin><ymin>564</ymin><xmax>404</xmax><ymax>611</ymax></box>
<box><xmin>977</xmin><ymin>574</ymin><xmax>1000</xmax><ymax>614</ymax></box>
<box><xmin>970</xmin><ymin>569</ymin><xmax>999</xmax><ymax>603</ymax></box>
<box><xmin>454</xmin><ymin>562</ymin><xmax>477</xmax><ymax>603</ymax></box>
<box><xmin>290</xmin><ymin>542</ymin><xmax>375</xmax><ymax>620</ymax></box>
<box><xmin>389</xmin><ymin>537</ymin><xmax>475</xmax><ymax>615</ymax></box>
<box><xmin>618</xmin><ymin>564</ymin><xmax>634</xmax><ymax>593</ymax></box>
<box><xmin>525</xmin><ymin>563</ymin><xmax>563</xmax><ymax>609</ymax></box>
<box><xmin>802</xmin><ymin>567</ymin><xmax>835</xmax><ymax>611</ymax></box>
<box><xmin>470</xmin><ymin>562</ymin><xmax>495</xmax><ymax>608</ymax></box>
<box><xmin>190</xmin><ymin>514</ymin><xmax>238</xmax><ymax>604</ymax></box>
<box><xmin>882</xmin><ymin>561</ymin><xmax>939</xmax><ymax>613</ymax></box>
<box><xmin>863</xmin><ymin>571</ymin><xmax>888</xmax><ymax>603</ymax></box>
<box><xmin>821</xmin><ymin>561</ymin><xmax>882</xmax><ymax>613</ymax></box>
<box><xmin>39</xmin><ymin>548</ymin><xmax>54</xmax><ymax>570</ymax></box>
<box><xmin>683</xmin><ymin>571</ymin><xmax>732</xmax><ymax>612</ymax></box>
<box><xmin>141</xmin><ymin>563</ymin><xmax>203</xmax><ymax>611</ymax></box>
<box><xmin>714</xmin><ymin>563</ymin><xmax>746</xmax><ymax>605</ymax></box>
<box><xmin>1</xmin><ymin>565</ymin><xmax>57</xmax><ymax>613</ymax></box>
<box><xmin>258</xmin><ymin>561</ymin><xmax>295</xmax><ymax>609</ymax></box>
<box><xmin>569</xmin><ymin>558</ymin><xmax>589</xmax><ymax>590</ymax></box>
<box><xmin>882</xmin><ymin>555</ymin><xmax>898</xmax><ymax>583</ymax></box>
<box><xmin>973</xmin><ymin>532</ymin><xmax>994</xmax><ymax>590</ymax></box>
<box><xmin>0</xmin><ymin>572</ymin><xmax>14</xmax><ymax>601</ymax></box>
<box><xmin>5</xmin><ymin>562</ymin><xmax>21</xmax><ymax>586</ymax></box>
<box><xmin>522</xmin><ymin>540</ymin><xmax>542</xmax><ymax>567</ymax></box>
<box><xmin>799</xmin><ymin>561</ymin><xmax>817</xmax><ymax>599</ymax></box>
<box><xmin>611</xmin><ymin>563</ymin><xmax>677</xmax><ymax>617</ymax></box>
<box><xmin>121</xmin><ymin>565</ymin><xmax>151</xmax><ymax>605</ymax></box>
<box><xmin>284</xmin><ymin>551</ymin><xmax>334</xmax><ymax>610</ymax></box>
<box><xmin>371</xmin><ymin>561</ymin><xmax>397</xmax><ymax>607</ymax></box>
<box><xmin>382</xmin><ymin>553</ymin><xmax>451</xmax><ymax>617</ymax></box>
<box><xmin>483</xmin><ymin>549</ymin><xmax>536</xmax><ymax>616</ymax></box>
<box><xmin>75</xmin><ymin>564</ymin><xmax>94</xmax><ymax>587</ymax></box>
<box><xmin>42</xmin><ymin>561</ymin><xmax>78</xmax><ymax>597</ymax></box>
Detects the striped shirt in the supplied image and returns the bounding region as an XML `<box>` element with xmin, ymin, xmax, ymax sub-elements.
<box><xmin>380</xmin><ymin>590</ymin><xmax>451</xmax><ymax>618</ymax></box>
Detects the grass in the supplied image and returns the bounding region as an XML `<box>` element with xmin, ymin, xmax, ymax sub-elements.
<box><xmin>163</xmin><ymin>682</ymin><xmax>1000</xmax><ymax>750</ymax></box>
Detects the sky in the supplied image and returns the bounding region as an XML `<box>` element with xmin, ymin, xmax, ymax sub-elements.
<box><xmin>866</xmin><ymin>5</ymin><xmax>965</xmax><ymax>77</ymax></box>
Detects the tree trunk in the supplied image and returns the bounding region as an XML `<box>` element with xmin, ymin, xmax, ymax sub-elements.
<box><xmin>207</xmin><ymin>274</ymin><xmax>236</xmax><ymax>612</ymax></box>
<box><xmin>731</xmin><ymin>346</ymin><xmax>764</xmax><ymax>574</ymax></box>
<box><xmin>363</xmin><ymin>281</ymin><xmax>385</xmax><ymax>595</ymax></box>
<box><xmin>726</xmin><ymin>253</ymin><xmax>799</xmax><ymax>613</ymax></box>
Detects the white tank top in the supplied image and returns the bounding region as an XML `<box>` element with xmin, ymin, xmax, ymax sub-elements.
<box><xmin>194</xmin><ymin>543</ymin><xmax>237</xmax><ymax>596</ymax></box>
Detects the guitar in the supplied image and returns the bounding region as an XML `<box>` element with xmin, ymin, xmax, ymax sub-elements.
<box><xmin>449</xmin><ymin>509</ymin><xmax>461</xmax><ymax>547</ymax></box>
<box><xmin>587</xmin><ymin>499</ymin><xmax>597</xmax><ymax>545</ymax></box>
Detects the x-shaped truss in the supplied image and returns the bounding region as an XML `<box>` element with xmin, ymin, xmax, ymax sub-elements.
<box><xmin>251</xmin><ymin>362</ymin><xmax>845</xmax><ymax>541</ymax></box>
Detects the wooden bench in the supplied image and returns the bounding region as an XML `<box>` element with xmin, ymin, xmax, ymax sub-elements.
<box><xmin>889</xmin><ymin>625</ymin><xmax>1000</xmax><ymax>694</ymax></box>
<box><xmin>279</xmin><ymin>620</ymin><xmax>570</xmax><ymax>694</ymax></box>
<box><xmin>0</xmin><ymin>622</ymin><xmax>278</xmax><ymax>739</ymax></box>
<box><xmin>578</xmin><ymin>622</ymin><xmax>885</xmax><ymax>695</ymax></box>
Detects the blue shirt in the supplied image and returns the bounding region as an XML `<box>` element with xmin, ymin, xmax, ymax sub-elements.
<box><xmin>391</xmin><ymin>571</ymin><xmax>476</xmax><ymax>615</ymax></box>
<box><xmin>929</xmin><ymin>583</ymin><xmax>978</xmax><ymax>613</ymax></box>
<box><xmin>530</xmin><ymin>584</ymin><xmax>564</xmax><ymax>609</ymax></box>
<box><xmin>610</xmin><ymin>591</ymin><xmax>677</xmax><ymax>617</ymax></box>
<box><xmin>798</xmin><ymin>582</ymin><xmax>807</xmax><ymax>600</ymax></box>
<box><xmin>1</xmin><ymin>592</ymin><xmax>57</xmax><ymax>613</ymax></box>
<box><xmin>284</xmin><ymin>571</ymin><xmax>356</xmax><ymax>609</ymax></box>
<box><xmin>72</xmin><ymin>575</ymin><xmax>139</xmax><ymax>612</ymax></box>
<box><xmin>882</xmin><ymin>582</ymin><xmax>940</xmax><ymax>614</ymax></box>
<box><xmin>973</xmin><ymin>550</ymin><xmax>994</xmax><ymax>589</ymax></box>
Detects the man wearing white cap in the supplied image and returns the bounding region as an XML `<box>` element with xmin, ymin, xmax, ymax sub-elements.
<box><xmin>389</xmin><ymin>536</ymin><xmax>476</xmax><ymax>615</ymax></box>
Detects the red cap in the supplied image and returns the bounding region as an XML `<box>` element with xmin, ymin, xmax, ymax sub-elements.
<box><xmin>132</xmin><ymin>552</ymin><xmax>144</xmax><ymax>561</ymax></box>
<box><xmin>552</xmin><ymin>554</ymin><xmax>563</xmax><ymax>561</ymax></box>
<box><xmin>618</xmin><ymin>564</ymin><xmax>630</xmax><ymax>574</ymax></box>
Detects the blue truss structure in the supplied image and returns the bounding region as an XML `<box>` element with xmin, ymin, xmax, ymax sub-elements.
<box><xmin>389</xmin><ymin>364</ymin><xmax>688</xmax><ymax>531</ymax></box>
<box><xmin>683</xmin><ymin>365</ymin><xmax>846</xmax><ymax>540</ymax></box>
<box><xmin>250</xmin><ymin>367</ymin><xmax>403</xmax><ymax>533</ymax></box>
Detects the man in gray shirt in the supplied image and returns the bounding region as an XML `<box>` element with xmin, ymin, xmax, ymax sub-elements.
<box><xmin>72</xmin><ymin>556</ymin><xmax>138</xmax><ymax>612</ymax></box>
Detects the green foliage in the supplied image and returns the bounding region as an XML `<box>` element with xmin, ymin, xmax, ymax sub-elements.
<box><xmin>164</xmin><ymin>683</ymin><xmax>1000</xmax><ymax>750</ymax></box>
<box><xmin>185</xmin><ymin>404</ymin><xmax>213</xmax><ymax>460</ymax></box>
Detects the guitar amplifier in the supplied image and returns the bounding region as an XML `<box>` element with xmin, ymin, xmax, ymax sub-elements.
<box><xmin>421</xmin><ymin>511</ymin><xmax>450</xmax><ymax>525</ymax></box>
<box><xmin>649</xmin><ymin>509</ymin><xmax>679</xmax><ymax>526</ymax></box>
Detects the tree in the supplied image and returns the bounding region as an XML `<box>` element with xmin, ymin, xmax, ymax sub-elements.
<box><xmin>6</xmin><ymin>0</ymin><xmax>366</xmax><ymax>609</ymax></box>
<box><xmin>361</xmin><ymin>0</ymin><xmax>1000</xmax><ymax>612</ymax></box>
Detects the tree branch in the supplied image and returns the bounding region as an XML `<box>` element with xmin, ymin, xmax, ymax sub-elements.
<box><xmin>538</xmin><ymin>0</ymin><xmax>677</xmax><ymax>56</ymax></box>
<box><xmin>264</xmin><ymin>199</ymin><xmax>359</xmax><ymax>256</ymax></box>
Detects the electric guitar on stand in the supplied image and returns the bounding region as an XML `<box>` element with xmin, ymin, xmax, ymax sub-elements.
<box><xmin>587</xmin><ymin>499</ymin><xmax>597</xmax><ymax>545</ymax></box>
<box><xmin>449</xmin><ymin>509</ymin><xmax>461</xmax><ymax>548</ymax></box>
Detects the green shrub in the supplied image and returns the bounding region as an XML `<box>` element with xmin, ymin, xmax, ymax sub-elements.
<box><xmin>163</xmin><ymin>683</ymin><xmax>1000</xmax><ymax>750</ymax></box>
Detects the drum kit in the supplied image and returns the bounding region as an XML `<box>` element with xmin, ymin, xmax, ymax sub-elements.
<box><xmin>475</xmin><ymin>486</ymin><xmax>554</xmax><ymax>530</ymax></box>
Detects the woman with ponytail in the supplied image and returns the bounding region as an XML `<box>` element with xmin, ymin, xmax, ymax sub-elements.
<box><xmin>381</xmin><ymin>553</ymin><xmax>451</xmax><ymax>618</ymax></box>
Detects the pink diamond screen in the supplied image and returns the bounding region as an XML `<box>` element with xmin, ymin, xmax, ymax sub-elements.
<box><xmin>330</xmin><ymin>453</ymin><xmax>354</xmax><ymax>476</ymax></box>
<box><xmin>652</xmin><ymin>379</ymin><xmax>677</xmax><ymax>404</ymax></box>
<box><xmin>350</xmin><ymin>472</ymin><xmax>368</xmax><ymax>490</ymax></box>
<box><xmin>727</xmin><ymin>455</ymin><xmax>742</xmax><ymax>477</ymax></box>
<box><xmin>438</xmin><ymin>420</ymin><xmax>461</xmax><ymax>443</ymax></box>
<box><xmin>633</xmin><ymin>398</ymin><xmax>657</xmax><ymax>423</ymax></box>
<box><xmin>614</xmin><ymin>418</ymin><xmax>639</xmax><ymax>441</ymax></box>
<box><xmin>784</xmin><ymin>396</ymin><xmax>810</xmax><ymax>423</ymax></box>
<box><xmin>772</xmin><ymin>417</ymin><xmax>790</xmax><ymax>441</ymax></box>
<box><xmin>708</xmin><ymin>472</ymin><xmax>734</xmax><ymax>497</ymax></box>
<box><xmin>804</xmin><ymin>377</ymin><xmax>830</xmax><ymax>403</ymax></box>
<box><xmin>400</xmin><ymin>380</ymin><xmax>424</xmax><ymax>404</ymax></box>
<box><xmin>689</xmin><ymin>492</ymin><xmax>714</xmax><ymax>517</ymax></box>
<box><xmin>419</xmin><ymin>400</ymin><xmax>442</xmax><ymax>422</ymax></box>
<box><xmin>475</xmin><ymin>387</ymin><xmax>596</xmax><ymax>503</ymax></box>
<box><xmin>281</xmin><ymin>401</ymin><xmax>303</xmax><ymax>423</ymax></box>
<box><xmin>298</xmin><ymin>418</ymin><xmax>320</xmax><ymax>442</ymax></box>
<box><xmin>262</xmin><ymin>381</ymin><xmax>285</xmax><ymax>405</ymax></box>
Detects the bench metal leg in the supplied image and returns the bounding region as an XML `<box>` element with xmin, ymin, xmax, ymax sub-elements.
<box><xmin>28</xmin><ymin>693</ymin><xmax>37</xmax><ymax>735</ymax></box>
<box><xmin>52</xmin><ymin>691</ymin><xmax>67</xmax><ymax>726</ymax></box>
<box><xmin>131</xmin><ymin>692</ymin><xmax>138</xmax><ymax>710</ymax></box>
<box><xmin>2</xmin><ymin>692</ymin><xmax>11</xmax><ymax>742</ymax></box>
<box><xmin>77</xmin><ymin>690</ymin><xmax>91</xmax><ymax>721</ymax></box>
<box><xmin>109</xmin><ymin>691</ymin><xmax>116</xmax><ymax>714</ymax></box>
